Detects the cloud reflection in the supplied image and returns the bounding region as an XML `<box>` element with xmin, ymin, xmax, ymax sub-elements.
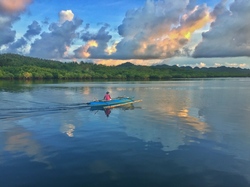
<box><xmin>2</xmin><ymin>126</ymin><xmax>51</xmax><ymax>168</ymax></box>
<box><xmin>175</xmin><ymin>107</ymin><xmax>208</xmax><ymax>133</ymax></box>
<box><xmin>60</xmin><ymin>123</ymin><xmax>75</xmax><ymax>137</ymax></box>
<box><xmin>89</xmin><ymin>160</ymin><xmax>119</xmax><ymax>180</ymax></box>
<box><xmin>121</xmin><ymin>86</ymin><xmax>209</xmax><ymax>153</ymax></box>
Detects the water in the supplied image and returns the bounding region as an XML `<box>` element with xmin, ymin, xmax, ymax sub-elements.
<box><xmin>0</xmin><ymin>79</ymin><xmax>250</xmax><ymax>187</ymax></box>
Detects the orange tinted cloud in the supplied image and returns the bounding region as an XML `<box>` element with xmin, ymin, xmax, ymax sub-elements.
<box><xmin>76</xmin><ymin>40</ymin><xmax>98</xmax><ymax>58</ymax></box>
<box><xmin>105</xmin><ymin>42</ymin><xmax>118</xmax><ymax>55</ymax></box>
<box><xmin>74</xmin><ymin>1</ymin><xmax>212</xmax><ymax>63</ymax></box>
<box><xmin>134</xmin><ymin>5</ymin><xmax>212</xmax><ymax>59</ymax></box>
<box><xmin>0</xmin><ymin>0</ymin><xmax>32</xmax><ymax>12</ymax></box>
<box><xmin>95</xmin><ymin>59</ymin><xmax>160</xmax><ymax>66</ymax></box>
<box><xmin>95</xmin><ymin>59</ymin><xmax>128</xmax><ymax>66</ymax></box>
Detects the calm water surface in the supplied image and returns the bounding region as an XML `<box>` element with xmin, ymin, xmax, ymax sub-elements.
<box><xmin>0</xmin><ymin>79</ymin><xmax>250</xmax><ymax>187</ymax></box>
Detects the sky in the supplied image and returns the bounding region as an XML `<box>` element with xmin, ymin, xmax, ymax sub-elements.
<box><xmin>0</xmin><ymin>0</ymin><xmax>250</xmax><ymax>68</ymax></box>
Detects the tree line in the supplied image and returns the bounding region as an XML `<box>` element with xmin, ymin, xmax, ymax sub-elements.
<box><xmin>0</xmin><ymin>53</ymin><xmax>250</xmax><ymax>80</ymax></box>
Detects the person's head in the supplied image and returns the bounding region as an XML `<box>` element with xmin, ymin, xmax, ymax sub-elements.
<box><xmin>106</xmin><ymin>91</ymin><xmax>109</xmax><ymax>94</ymax></box>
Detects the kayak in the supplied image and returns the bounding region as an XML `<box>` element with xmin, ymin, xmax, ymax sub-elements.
<box><xmin>87</xmin><ymin>97</ymin><xmax>142</xmax><ymax>109</ymax></box>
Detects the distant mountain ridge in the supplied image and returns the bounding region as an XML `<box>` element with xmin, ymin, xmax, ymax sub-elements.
<box><xmin>116</xmin><ymin>62</ymin><xmax>136</xmax><ymax>67</ymax></box>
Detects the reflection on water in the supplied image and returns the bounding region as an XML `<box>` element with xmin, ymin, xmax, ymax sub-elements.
<box><xmin>82</xmin><ymin>87</ymin><xmax>90</xmax><ymax>95</ymax></box>
<box><xmin>2</xmin><ymin>126</ymin><xmax>51</xmax><ymax>168</ymax></box>
<box><xmin>90</xmin><ymin>103</ymin><xmax>139</xmax><ymax>117</ymax></box>
<box><xmin>120</xmin><ymin>86</ymin><xmax>209</xmax><ymax>153</ymax></box>
<box><xmin>0</xmin><ymin>79</ymin><xmax>250</xmax><ymax>186</ymax></box>
<box><xmin>60</xmin><ymin>124</ymin><xmax>75</xmax><ymax>137</ymax></box>
<box><xmin>105</xmin><ymin>108</ymin><xmax>112</xmax><ymax>117</ymax></box>
<box><xmin>176</xmin><ymin>107</ymin><xmax>208</xmax><ymax>133</ymax></box>
<box><xmin>89</xmin><ymin>160</ymin><xmax>119</xmax><ymax>180</ymax></box>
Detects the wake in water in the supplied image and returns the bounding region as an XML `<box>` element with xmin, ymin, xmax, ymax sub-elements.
<box><xmin>0</xmin><ymin>103</ymin><xmax>90</xmax><ymax>120</ymax></box>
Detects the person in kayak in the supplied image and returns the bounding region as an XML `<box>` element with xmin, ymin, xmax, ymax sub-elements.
<box><xmin>104</xmin><ymin>91</ymin><xmax>111</xmax><ymax>100</ymax></box>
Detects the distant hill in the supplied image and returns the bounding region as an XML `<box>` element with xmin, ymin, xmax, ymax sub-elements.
<box><xmin>0</xmin><ymin>53</ymin><xmax>62</xmax><ymax>67</ymax></box>
<box><xmin>116</xmin><ymin>62</ymin><xmax>136</xmax><ymax>67</ymax></box>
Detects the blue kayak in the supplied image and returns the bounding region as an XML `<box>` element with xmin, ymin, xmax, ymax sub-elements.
<box><xmin>87</xmin><ymin>97</ymin><xmax>141</xmax><ymax>109</ymax></box>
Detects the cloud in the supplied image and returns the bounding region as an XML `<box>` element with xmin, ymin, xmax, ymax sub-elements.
<box><xmin>59</xmin><ymin>10</ymin><xmax>74</xmax><ymax>24</ymax></box>
<box><xmin>95</xmin><ymin>58</ymin><xmax>162</xmax><ymax>66</ymax></box>
<box><xmin>24</xmin><ymin>21</ymin><xmax>42</xmax><ymax>40</ymax></box>
<box><xmin>162</xmin><ymin>56</ymin><xmax>250</xmax><ymax>68</ymax></box>
<box><xmin>0</xmin><ymin>0</ymin><xmax>32</xmax><ymax>13</ymax></box>
<box><xmin>193</xmin><ymin>0</ymin><xmax>250</xmax><ymax>58</ymax></box>
<box><xmin>215</xmin><ymin>62</ymin><xmax>247</xmax><ymax>68</ymax></box>
<box><xmin>1</xmin><ymin>7</ymin><xmax>82</xmax><ymax>60</ymax></box>
<box><xmin>3</xmin><ymin>21</ymin><xmax>40</xmax><ymax>53</ymax></box>
<box><xmin>0</xmin><ymin>27</ymin><xmax>16</xmax><ymax>46</ymax></box>
<box><xmin>1</xmin><ymin>0</ymin><xmax>248</xmax><ymax>69</ymax></box>
<box><xmin>196</xmin><ymin>62</ymin><xmax>206</xmax><ymax>68</ymax></box>
<box><xmin>113</xmin><ymin>0</ymin><xmax>190</xmax><ymax>59</ymax></box>
<box><xmin>74</xmin><ymin>23</ymin><xmax>112</xmax><ymax>58</ymax></box>
<box><xmin>29</xmin><ymin>17</ymin><xmax>83</xmax><ymax>59</ymax></box>
<box><xmin>111</xmin><ymin>0</ymin><xmax>211</xmax><ymax>60</ymax></box>
<box><xmin>75</xmin><ymin>0</ymin><xmax>211</xmax><ymax>61</ymax></box>
<box><xmin>5</xmin><ymin>37</ymin><xmax>27</xmax><ymax>53</ymax></box>
<box><xmin>94</xmin><ymin>59</ymin><xmax>131</xmax><ymax>66</ymax></box>
<box><xmin>0</xmin><ymin>0</ymin><xmax>32</xmax><ymax>46</ymax></box>
<box><xmin>0</xmin><ymin>13</ymin><xmax>17</xmax><ymax>46</ymax></box>
<box><xmin>74</xmin><ymin>40</ymin><xmax>98</xmax><ymax>58</ymax></box>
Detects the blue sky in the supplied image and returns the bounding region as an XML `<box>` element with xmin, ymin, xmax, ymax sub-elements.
<box><xmin>0</xmin><ymin>0</ymin><xmax>249</xmax><ymax>68</ymax></box>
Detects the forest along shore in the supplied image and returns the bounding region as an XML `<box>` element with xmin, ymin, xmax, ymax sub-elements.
<box><xmin>1</xmin><ymin>53</ymin><xmax>250</xmax><ymax>80</ymax></box>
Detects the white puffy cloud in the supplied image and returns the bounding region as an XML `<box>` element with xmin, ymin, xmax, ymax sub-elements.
<box><xmin>3</xmin><ymin>21</ymin><xmax>41</xmax><ymax>54</ymax></box>
<box><xmin>112</xmin><ymin>0</ymin><xmax>211</xmax><ymax>60</ymax></box>
<box><xmin>24</xmin><ymin>21</ymin><xmax>42</xmax><ymax>40</ymax></box>
<box><xmin>5</xmin><ymin>37</ymin><xmax>27</xmax><ymax>53</ymax></box>
<box><xmin>75</xmin><ymin>0</ymin><xmax>211</xmax><ymax>60</ymax></box>
<box><xmin>59</xmin><ymin>10</ymin><xmax>74</xmax><ymax>24</ymax></box>
<box><xmin>0</xmin><ymin>28</ymin><xmax>16</xmax><ymax>46</ymax></box>
<box><xmin>29</xmin><ymin>18</ymin><xmax>83</xmax><ymax>59</ymax></box>
<box><xmin>0</xmin><ymin>0</ymin><xmax>32</xmax><ymax>46</ymax></box>
<box><xmin>193</xmin><ymin>0</ymin><xmax>250</xmax><ymax>58</ymax></box>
